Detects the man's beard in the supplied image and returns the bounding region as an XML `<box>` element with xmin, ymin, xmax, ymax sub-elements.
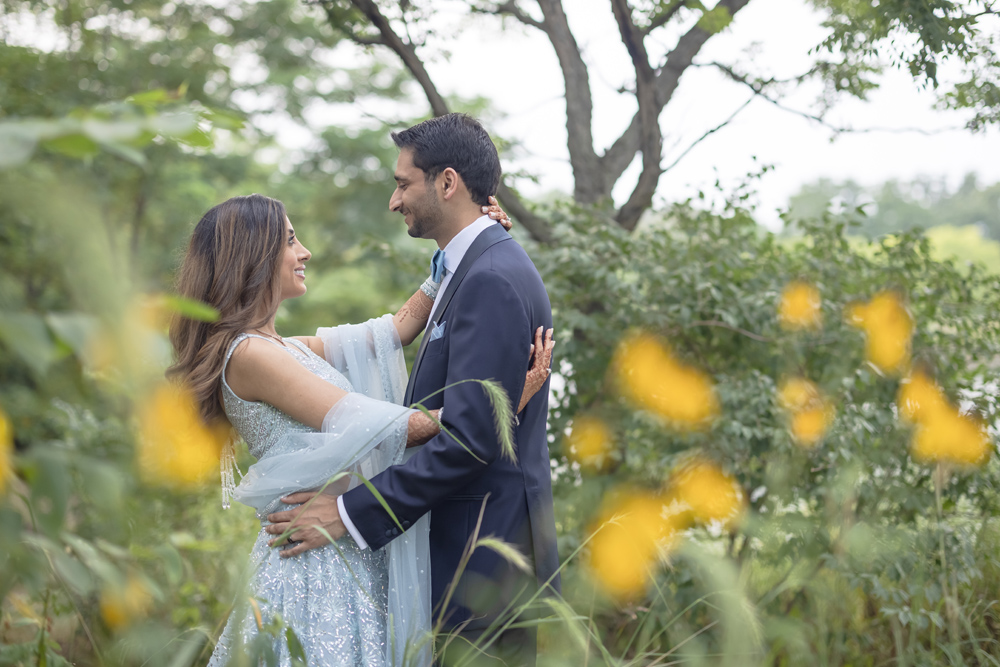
<box><xmin>404</xmin><ymin>191</ymin><xmax>442</xmax><ymax>239</ymax></box>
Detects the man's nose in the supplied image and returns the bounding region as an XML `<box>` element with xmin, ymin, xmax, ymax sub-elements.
<box><xmin>389</xmin><ymin>189</ymin><xmax>402</xmax><ymax>212</ymax></box>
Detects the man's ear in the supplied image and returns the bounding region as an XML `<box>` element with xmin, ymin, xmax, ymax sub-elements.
<box><xmin>439</xmin><ymin>167</ymin><xmax>462</xmax><ymax>201</ymax></box>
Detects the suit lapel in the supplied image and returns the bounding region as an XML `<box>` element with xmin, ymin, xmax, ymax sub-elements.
<box><xmin>404</xmin><ymin>224</ymin><xmax>511</xmax><ymax>406</ymax></box>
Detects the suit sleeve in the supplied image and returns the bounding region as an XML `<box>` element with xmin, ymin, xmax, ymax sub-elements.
<box><xmin>341</xmin><ymin>265</ymin><xmax>530</xmax><ymax>549</ymax></box>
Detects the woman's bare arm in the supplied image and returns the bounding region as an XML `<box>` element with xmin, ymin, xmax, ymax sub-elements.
<box><xmin>392</xmin><ymin>289</ymin><xmax>435</xmax><ymax>347</ymax></box>
<box><xmin>225</xmin><ymin>337</ymin><xmax>349</xmax><ymax>430</ymax></box>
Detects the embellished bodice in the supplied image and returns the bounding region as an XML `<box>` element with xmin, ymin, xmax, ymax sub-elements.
<box><xmin>222</xmin><ymin>334</ymin><xmax>354</xmax><ymax>460</ymax></box>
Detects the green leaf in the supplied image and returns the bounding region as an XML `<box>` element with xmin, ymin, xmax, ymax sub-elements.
<box><xmin>179</xmin><ymin>128</ymin><xmax>213</xmax><ymax>149</ymax></box>
<box><xmin>150</xmin><ymin>112</ymin><xmax>198</xmax><ymax>138</ymax></box>
<box><xmin>51</xmin><ymin>549</ymin><xmax>94</xmax><ymax>596</ymax></box>
<box><xmin>202</xmin><ymin>107</ymin><xmax>246</xmax><ymax>131</ymax></box>
<box><xmin>81</xmin><ymin>118</ymin><xmax>143</xmax><ymax>143</ymax></box>
<box><xmin>127</xmin><ymin>89</ymin><xmax>174</xmax><ymax>107</ymax></box>
<box><xmin>44</xmin><ymin>312</ymin><xmax>99</xmax><ymax>359</ymax></box>
<box><xmin>99</xmin><ymin>141</ymin><xmax>148</xmax><ymax>167</ymax></box>
<box><xmin>285</xmin><ymin>627</ymin><xmax>308</xmax><ymax>667</ymax></box>
<box><xmin>696</xmin><ymin>5</ymin><xmax>733</xmax><ymax>33</ymax></box>
<box><xmin>162</xmin><ymin>295</ymin><xmax>220</xmax><ymax>322</ymax></box>
<box><xmin>0</xmin><ymin>313</ymin><xmax>57</xmax><ymax>376</ymax></box>
<box><xmin>41</xmin><ymin>133</ymin><xmax>99</xmax><ymax>159</ymax></box>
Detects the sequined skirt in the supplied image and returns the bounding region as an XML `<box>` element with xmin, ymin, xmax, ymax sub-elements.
<box><xmin>208</xmin><ymin>524</ymin><xmax>390</xmax><ymax>667</ymax></box>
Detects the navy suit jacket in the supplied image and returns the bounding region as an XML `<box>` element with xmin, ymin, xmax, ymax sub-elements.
<box><xmin>341</xmin><ymin>224</ymin><xmax>560</xmax><ymax>630</ymax></box>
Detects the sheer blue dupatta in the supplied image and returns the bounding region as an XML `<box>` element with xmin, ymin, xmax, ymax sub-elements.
<box><xmin>234</xmin><ymin>315</ymin><xmax>431</xmax><ymax>667</ymax></box>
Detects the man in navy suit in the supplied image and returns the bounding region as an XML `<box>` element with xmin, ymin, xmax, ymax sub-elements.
<box><xmin>267</xmin><ymin>113</ymin><xmax>559</xmax><ymax>665</ymax></box>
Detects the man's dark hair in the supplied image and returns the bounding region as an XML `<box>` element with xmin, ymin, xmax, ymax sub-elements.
<box><xmin>391</xmin><ymin>113</ymin><xmax>501</xmax><ymax>206</ymax></box>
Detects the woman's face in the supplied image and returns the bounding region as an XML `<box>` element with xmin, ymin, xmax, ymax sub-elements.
<box><xmin>279</xmin><ymin>216</ymin><xmax>311</xmax><ymax>301</ymax></box>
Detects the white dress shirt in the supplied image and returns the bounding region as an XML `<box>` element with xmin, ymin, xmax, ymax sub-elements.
<box><xmin>338</xmin><ymin>215</ymin><xmax>496</xmax><ymax>549</ymax></box>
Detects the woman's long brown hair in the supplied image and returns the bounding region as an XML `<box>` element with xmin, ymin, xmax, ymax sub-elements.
<box><xmin>167</xmin><ymin>194</ymin><xmax>287</xmax><ymax>424</ymax></box>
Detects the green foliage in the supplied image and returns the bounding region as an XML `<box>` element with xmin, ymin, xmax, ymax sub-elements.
<box><xmin>531</xmin><ymin>192</ymin><xmax>1000</xmax><ymax>663</ymax></box>
<box><xmin>811</xmin><ymin>0</ymin><xmax>999</xmax><ymax>128</ymax></box>
<box><xmin>788</xmin><ymin>174</ymin><xmax>1000</xmax><ymax>245</ymax></box>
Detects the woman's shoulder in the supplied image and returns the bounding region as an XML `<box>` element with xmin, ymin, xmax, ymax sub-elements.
<box><xmin>225</xmin><ymin>335</ymin><xmax>293</xmax><ymax>391</ymax></box>
<box><xmin>289</xmin><ymin>335</ymin><xmax>324</xmax><ymax>358</ymax></box>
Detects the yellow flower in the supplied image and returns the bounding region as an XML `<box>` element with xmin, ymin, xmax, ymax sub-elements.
<box><xmin>898</xmin><ymin>371</ymin><xmax>992</xmax><ymax>467</ymax></box>
<box><xmin>790</xmin><ymin>405</ymin><xmax>834</xmax><ymax>447</ymax></box>
<box><xmin>911</xmin><ymin>408</ymin><xmax>991</xmax><ymax>467</ymax></box>
<box><xmin>667</xmin><ymin>459</ymin><xmax>745</xmax><ymax>527</ymax></box>
<box><xmin>136</xmin><ymin>383</ymin><xmax>229</xmax><ymax>488</ymax></box>
<box><xmin>587</xmin><ymin>490</ymin><xmax>678</xmax><ymax>600</ymax></box>
<box><xmin>614</xmin><ymin>334</ymin><xmax>719</xmax><ymax>429</ymax></box>
<box><xmin>779</xmin><ymin>281</ymin><xmax>822</xmax><ymax>330</ymax></box>
<box><xmin>846</xmin><ymin>291</ymin><xmax>913</xmax><ymax>374</ymax></box>
<box><xmin>100</xmin><ymin>574</ymin><xmax>153</xmax><ymax>631</ymax></box>
<box><xmin>777</xmin><ymin>377</ymin><xmax>820</xmax><ymax>412</ymax></box>
<box><xmin>897</xmin><ymin>371</ymin><xmax>947</xmax><ymax>423</ymax></box>
<box><xmin>0</xmin><ymin>406</ymin><xmax>12</xmax><ymax>495</ymax></box>
<box><xmin>777</xmin><ymin>377</ymin><xmax>834</xmax><ymax>448</ymax></box>
<box><xmin>564</xmin><ymin>416</ymin><xmax>613</xmax><ymax>472</ymax></box>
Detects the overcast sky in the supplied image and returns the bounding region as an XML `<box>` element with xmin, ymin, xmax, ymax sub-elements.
<box><xmin>311</xmin><ymin>0</ymin><xmax>998</xmax><ymax>228</ymax></box>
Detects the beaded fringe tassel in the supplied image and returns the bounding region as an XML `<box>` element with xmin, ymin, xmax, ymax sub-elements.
<box><xmin>220</xmin><ymin>437</ymin><xmax>242</xmax><ymax>510</ymax></box>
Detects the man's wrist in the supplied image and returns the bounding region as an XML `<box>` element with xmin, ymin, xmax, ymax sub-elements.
<box><xmin>337</xmin><ymin>495</ymin><xmax>369</xmax><ymax>550</ymax></box>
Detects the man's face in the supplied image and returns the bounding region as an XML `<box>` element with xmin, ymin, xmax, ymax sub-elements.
<box><xmin>390</xmin><ymin>148</ymin><xmax>442</xmax><ymax>239</ymax></box>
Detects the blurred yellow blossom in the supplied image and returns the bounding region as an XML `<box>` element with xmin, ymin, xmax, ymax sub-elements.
<box><xmin>614</xmin><ymin>334</ymin><xmax>719</xmax><ymax>429</ymax></box>
<box><xmin>911</xmin><ymin>409</ymin><xmax>991</xmax><ymax>466</ymax></box>
<box><xmin>779</xmin><ymin>281</ymin><xmax>822</xmax><ymax>330</ymax></box>
<box><xmin>897</xmin><ymin>371</ymin><xmax>948</xmax><ymax>423</ymax></box>
<box><xmin>791</xmin><ymin>406</ymin><xmax>834</xmax><ymax>447</ymax></box>
<box><xmin>777</xmin><ymin>377</ymin><xmax>834</xmax><ymax>448</ymax></box>
<box><xmin>667</xmin><ymin>459</ymin><xmax>745</xmax><ymax>527</ymax></box>
<box><xmin>136</xmin><ymin>383</ymin><xmax>229</xmax><ymax>488</ymax></box>
<box><xmin>564</xmin><ymin>416</ymin><xmax>614</xmax><ymax>472</ymax></box>
<box><xmin>777</xmin><ymin>377</ymin><xmax>821</xmax><ymax>411</ymax></box>
<box><xmin>846</xmin><ymin>291</ymin><xmax>913</xmax><ymax>374</ymax></box>
<box><xmin>100</xmin><ymin>574</ymin><xmax>153</xmax><ymax>630</ymax></box>
<box><xmin>587</xmin><ymin>490</ymin><xmax>679</xmax><ymax>599</ymax></box>
<box><xmin>0</xmin><ymin>406</ymin><xmax>12</xmax><ymax>495</ymax></box>
<box><xmin>897</xmin><ymin>372</ymin><xmax>991</xmax><ymax>466</ymax></box>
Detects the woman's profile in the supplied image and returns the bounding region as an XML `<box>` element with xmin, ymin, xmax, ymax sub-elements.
<box><xmin>166</xmin><ymin>193</ymin><xmax>552</xmax><ymax>666</ymax></box>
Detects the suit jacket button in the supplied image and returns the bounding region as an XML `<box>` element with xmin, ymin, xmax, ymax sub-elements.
<box><xmin>402</xmin><ymin>520</ymin><xmax>411</xmax><ymax>529</ymax></box>
<box><xmin>385</xmin><ymin>529</ymin><xmax>393</xmax><ymax>537</ymax></box>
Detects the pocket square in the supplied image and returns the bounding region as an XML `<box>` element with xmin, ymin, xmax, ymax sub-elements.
<box><xmin>429</xmin><ymin>320</ymin><xmax>447</xmax><ymax>341</ymax></box>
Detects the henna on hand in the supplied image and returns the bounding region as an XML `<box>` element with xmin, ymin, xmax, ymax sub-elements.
<box><xmin>482</xmin><ymin>195</ymin><xmax>512</xmax><ymax>231</ymax></box>
<box><xmin>406</xmin><ymin>409</ymin><xmax>441</xmax><ymax>447</ymax></box>
<box><xmin>519</xmin><ymin>327</ymin><xmax>554</xmax><ymax>412</ymax></box>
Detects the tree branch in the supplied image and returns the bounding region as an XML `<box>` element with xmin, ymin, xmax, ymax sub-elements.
<box><xmin>661</xmin><ymin>96</ymin><xmax>753</xmax><ymax>174</ymax></box>
<box><xmin>599</xmin><ymin>0</ymin><xmax>753</xmax><ymax>190</ymax></box>
<box><xmin>708</xmin><ymin>61</ymin><xmax>965</xmax><ymax>135</ymax></box>
<box><xmin>642</xmin><ymin>0</ymin><xmax>685</xmax><ymax>35</ymax></box>
<box><xmin>323</xmin><ymin>0</ymin><xmax>450</xmax><ymax>116</ymax></box>
<box><xmin>611</xmin><ymin>0</ymin><xmax>662</xmax><ymax>231</ymax></box>
<box><xmin>320</xmin><ymin>0</ymin><xmax>554</xmax><ymax>243</ymax></box>
<box><xmin>475</xmin><ymin>1</ymin><xmax>545</xmax><ymax>30</ymax></box>
<box><xmin>533</xmin><ymin>0</ymin><xmax>605</xmax><ymax>204</ymax></box>
<box><xmin>497</xmin><ymin>182</ymin><xmax>555</xmax><ymax>244</ymax></box>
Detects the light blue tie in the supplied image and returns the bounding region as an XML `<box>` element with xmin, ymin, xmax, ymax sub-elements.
<box><xmin>430</xmin><ymin>249</ymin><xmax>446</xmax><ymax>282</ymax></box>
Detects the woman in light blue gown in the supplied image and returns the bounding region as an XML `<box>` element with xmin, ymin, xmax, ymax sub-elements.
<box><xmin>166</xmin><ymin>194</ymin><xmax>552</xmax><ymax>667</ymax></box>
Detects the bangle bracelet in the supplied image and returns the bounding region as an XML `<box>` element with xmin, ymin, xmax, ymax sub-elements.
<box><xmin>420</xmin><ymin>277</ymin><xmax>440</xmax><ymax>300</ymax></box>
<box><xmin>437</xmin><ymin>407</ymin><xmax>444</xmax><ymax>426</ymax></box>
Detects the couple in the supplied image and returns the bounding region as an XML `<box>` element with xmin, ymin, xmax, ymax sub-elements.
<box><xmin>167</xmin><ymin>113</ymin><xmax>560</xmax><ymax>666</ymax></box>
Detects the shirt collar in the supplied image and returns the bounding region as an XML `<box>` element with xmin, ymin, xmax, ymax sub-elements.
<box><xmin>440</xmin><ymin>215</ymin><xmax>494</xmax><ymax>274</ymax></box>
